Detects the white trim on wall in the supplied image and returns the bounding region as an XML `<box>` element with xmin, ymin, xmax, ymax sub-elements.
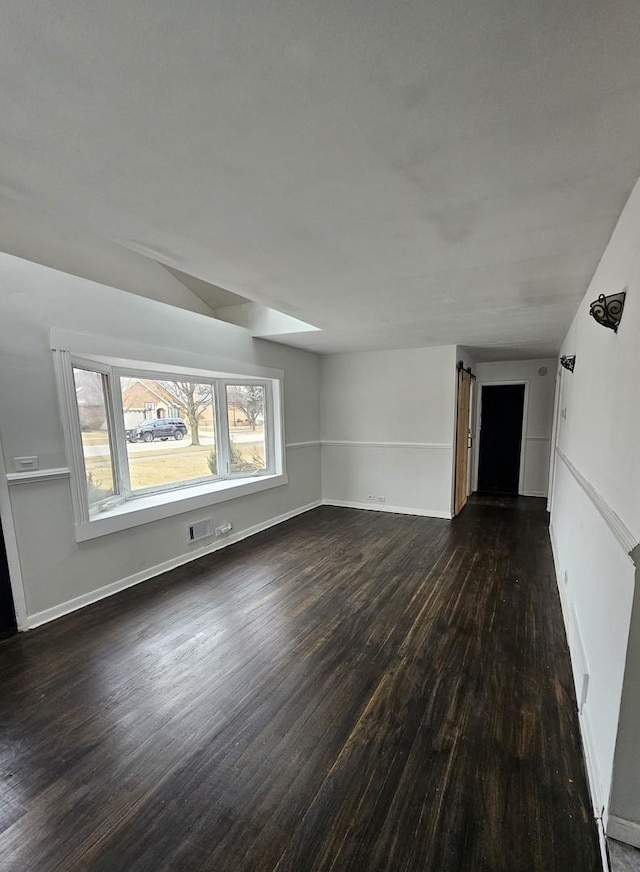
<box><xmin>322</xmin><ymin>499</ymin><xmax>452</xmax><ymax>520</ymax></box>
<box><xmin>6</xmin><ymin>442</ymin><xmax>450</xmax><ymax>491</ymax></box>
<box><xmin>23</xmin><ymin>499</ymin><xmax>322</xmax><ymax>630</ymax></box>
<box><xmin>285</xmin><ymin>441</ymin><xmax>321</xmax><ymax>449</ymax></box>
<box><xmin>548</xmin><ymin>365</ymin><xmax>563</xmax><ymax>514</ymax></box>
<box><xmin>321</xmin><ymin>440</ymin><xmax>452</xmax><ymax>450</ymax></box>
<box><xmin>556</xmin><ymin>449</ymin><xmax>638</xmax><ymax>559</ymax></box>
<box><xmin>6</xmin><ymin>467</ymin><xmax>71</xmax><ymax>486</ymax></box>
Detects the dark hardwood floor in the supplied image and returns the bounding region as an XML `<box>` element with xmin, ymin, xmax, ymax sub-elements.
<box><xmin>0</xmin><ymin>499</ymin><xmax>601</xmax><ymax>871</ymax></box>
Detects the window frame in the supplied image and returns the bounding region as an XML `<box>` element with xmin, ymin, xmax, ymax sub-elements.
<box><xmin>221</xmin><ymin>380</ymin><xmax>272</xmax><ymax>478</ymax></box>
<box><xmin>54</xmin><ymin>348</ymin><xmax>285</xmax><ymax>534</ymax></box>
<box><xmin>71</xmin><ymin>359</ymin><xmax>123</xmax><ymax>514</ymax></box>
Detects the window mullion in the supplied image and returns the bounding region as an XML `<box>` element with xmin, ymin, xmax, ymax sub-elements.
<box><xmin>54</xmin><ymin>350</ymin><xmax>90</xmax><ymax>524</ymax></box>
<box><xmin>263</xmin><ymin>381</ymin><xmax>274</xmax><ymax>473</ymax></box>
<box><xmin>215</xmin><ymin>379</ymin><xmax>231</xmax><ymax>479</ymax></box>
<box><xmin>110</xmin><ymin>370</ymin><xmax>131</xmax><ymax>497</ymax></box>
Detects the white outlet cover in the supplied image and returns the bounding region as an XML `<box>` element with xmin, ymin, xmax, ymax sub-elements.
<box><xmin>14</xmin><ymin>456</ymin><xmax>39</xmax><ymax>471</ymax></box>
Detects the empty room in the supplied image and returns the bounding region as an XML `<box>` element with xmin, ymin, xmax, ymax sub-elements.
<box><xmin>1</xmin><ymin>2</ymin><xmax>639</xmax><ymax>871</ymax></box>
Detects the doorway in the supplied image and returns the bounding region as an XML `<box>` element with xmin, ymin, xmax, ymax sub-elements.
<box><xmin>477</xmin><ymin>384</ymin><xmax>526</xmax><ymax>495</ymax></box>
<box><xmin>0</xmin><ymin>518</ymin><xmax>17</xmax><ymax>638</ymax></box>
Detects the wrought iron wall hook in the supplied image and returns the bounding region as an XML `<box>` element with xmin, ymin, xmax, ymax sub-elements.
<box><xmin>589</xmin><ymin>291</ymin><xmax>626</xmax><ymax>332</ymax></box>
<box><xmin>560</xmin><ymin>355</ymin><xmax>576</xmax><ymax>373</ymax></box>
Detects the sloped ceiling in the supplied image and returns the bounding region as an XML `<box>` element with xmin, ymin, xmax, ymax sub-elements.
<box><xmin>1</xmin><ymin>0</ymin><xmax>640</xmax><ymax>355</ymax></box>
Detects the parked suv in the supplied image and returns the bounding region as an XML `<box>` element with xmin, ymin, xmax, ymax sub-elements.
<box><xmin>127</xmin><ymin>418</ymin><xmax>188</xmax><ymax>443</ymax></box>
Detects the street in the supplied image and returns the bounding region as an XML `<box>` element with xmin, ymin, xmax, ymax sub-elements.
<box><xmin>83</xmin><ymin>431</ymin><xmax>263</xmax><ymax>457</ymax></box>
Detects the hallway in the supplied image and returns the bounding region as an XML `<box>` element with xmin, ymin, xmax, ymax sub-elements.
<box><xmin>0</xmin><ymin>499</ymin><xmax>600</xmax><ymax>871</ymax></box>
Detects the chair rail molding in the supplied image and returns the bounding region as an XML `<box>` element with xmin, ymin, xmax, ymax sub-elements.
<box><xmin>556</xmin><ymin>448</ymin><xmax>638</xmax><ymax>561</ymax></box>
<box><xmin>6</xmin><ymin>467</ymin><xmax>71</xmax><ymax>486</ymax></box>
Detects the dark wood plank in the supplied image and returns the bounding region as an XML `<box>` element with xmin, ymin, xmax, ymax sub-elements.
<box><xmin>0</xmin><ymin>499</ymin><xmax>600</xmax><ymax>871</ymax></box>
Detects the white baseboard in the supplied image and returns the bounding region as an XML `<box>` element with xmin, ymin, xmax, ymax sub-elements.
<box><xmin>597</xmin><ymin>818</ymin><xmax>609</xmax><ymax>872</ymax></box>
<box><xmin>549</xmin><ymin>524</ymin><xmax>605</xmax><ymax>821</ymax></box>
<box><xmin>520</xmin><ymin>490</ymin><xmax>547</xmax><ymax>498</ymax></box>
<box><xmin>607</xmin><ymin>815</ymin><xmax>640</xmax><ymax>850</ymax></box>
<box><xmin>23</xmin><ymin>500</ymin><xmax>322</xmax><ymax>630</ymax></box>
<box><xmin>580</xmin><ymin>707</ymin><xmax>605</xmax><ymax>819</ymax></box>
<box><xmin>322</xmin><ymin>499</ymin><xmax>452</xmax><ymax>520</ymax></box>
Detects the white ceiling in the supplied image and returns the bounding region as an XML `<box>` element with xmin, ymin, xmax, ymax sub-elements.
<box><xmin>2</xmin><ymin>1</ymin><xmax>640</xmax><ymax>356</ymax></box>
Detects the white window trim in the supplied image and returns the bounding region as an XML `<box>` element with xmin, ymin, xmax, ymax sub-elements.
<box><xmin>52</xmin><ymin>334</ymin><xmax>286</xmax><ymax>542</ymax></box>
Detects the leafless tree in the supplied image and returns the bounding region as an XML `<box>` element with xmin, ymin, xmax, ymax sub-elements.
<box><xmin>227</xmin><ymin>385</ymin><xmax>264</xmax><ymax>432</ymax></box>
<box><xmin>156</xmin><ymin>381</ymin><xmax>212</xmax><ymax>445</ymax></box>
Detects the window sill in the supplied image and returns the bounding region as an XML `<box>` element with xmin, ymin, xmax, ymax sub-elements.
<box><xmin>76</xmin><ymin>472</ymin><xmax>288</xmax><ymax>542</ymax></box>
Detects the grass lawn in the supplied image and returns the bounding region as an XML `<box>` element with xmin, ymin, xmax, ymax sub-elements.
<box><xmin>85</xmin><ymin>442</ymin><xmax>265</xmax><ymax>491</ymax></box>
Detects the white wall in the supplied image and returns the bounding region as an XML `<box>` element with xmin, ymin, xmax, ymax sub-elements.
<box><xmin>550</xmin><ymin>461</ymin><xmax>635</xmax><ymax>816</ymax></box>
<box><xmin>549</xmin><ymin>177</ymin><xmax>640</xmax><ymax>831</ymax></box>
<box><xmin>0</xmin><ymin>200</ymin><xmax>216</xmax><ymax>317</ymax></box>
<box><xmin>320</xmin><ymin>346</ymin><xmax>458</xmax><ymax>517</ymax></box>
<box><xmin>610</xmin><ymin>563</ymin><xmax>640</xmax><ymax>846</ymax></box>
<box><xmin>0</xmin><ymin>253</ymin><xmax>321</xmax><ymax>623</ymax></box>
<box><xmin>474</xmin><ymin>358</ymin><xmax>556</xmax><ymax>497</ymax></box>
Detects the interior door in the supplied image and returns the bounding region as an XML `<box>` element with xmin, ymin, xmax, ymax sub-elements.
<box><xmin>477</xmin><ymin>384</ymin><xmax>525</xmax><ymax>495</ymax></box>
<box><xmin>0</xmin><ymin>519</ymin><xmax>17</xmax><ymax>638</ymax></box>
<box><xmin>454</xmin><ymin>367</ymin><xmax>473</xmax><ymax>515</ymax></box>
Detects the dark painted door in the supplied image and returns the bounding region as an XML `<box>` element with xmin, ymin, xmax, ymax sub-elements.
<box><xmin>477</xmin><ymin>384</ymin><xmax>525</xmax><ymax>495</ymax></box>
<box><xmin>0</xmin><ymin>518</ymin><xmax>17</xmax><ymax>638</ymax></box>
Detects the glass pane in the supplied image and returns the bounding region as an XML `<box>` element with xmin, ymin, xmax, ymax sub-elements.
<box><xmin>120</xmin><ymin>378</ymin><xmax>217</xmax><ymax>490</ymax></box>
<box><xmin>73</xmin><ymin>368</ymin><xmax>116</xmax><ymax>507</ymax></box>
<box><xmin>226</xmin><ymin>385</ymin><xmax>266</xmax><ymax>473</ymax></box>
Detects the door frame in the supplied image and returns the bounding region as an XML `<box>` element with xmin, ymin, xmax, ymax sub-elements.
<box><xmin>453</xmin><ymin>365</ymin><xmax>475</xmax><ymax>516</ymax></box>
<box><xmin>472</xmin><ymin>379</ymin><xmax>529</xmax><ymax>496</ymax></box>
<box><xmin>547</xmin><ymin>363</ymin><xmax>564</xmax><ymax>514</ymax></box>
<box><xmin>0</xmin><ymin>438</ymin><xmax>28</xmax><ymax>630</ymax></box>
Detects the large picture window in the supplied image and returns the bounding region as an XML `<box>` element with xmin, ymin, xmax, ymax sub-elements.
<box><xmin>56</xmin><ymin>350</ymin><xmax>283</xmax><ymax>533</ymax></box>
<box><xmin>121</xmin><ymin>377</ymin><xmax>217</xmax><ymax>492</ymax></box>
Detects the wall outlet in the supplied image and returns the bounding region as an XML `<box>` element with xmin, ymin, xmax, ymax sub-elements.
<box><xmin>215</xmin><ymin>522</ymin><xmax>233</xmax><ymax>536</ymax></box>
<box><xmin>14</xmin><ymin>456</ymin><xmax>39</xmax><ymax>472</ymax></box>
<box><xmin>376</xmin><ymin>496</ymin><xmax>386</xmax><ymax>503</ymax></box>
<box><xmin>366</xmin><ymin>495</ymin><xmax>375</xmax><ymax>501</ymax></box>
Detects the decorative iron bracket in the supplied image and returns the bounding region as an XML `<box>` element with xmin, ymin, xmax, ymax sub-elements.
<box><xmin>560</xmin><ymin>355</ymin><xmax>576</xmax><ymax>373</ymax></box>
<box><xmin>589</xmin><ymin>291</ymin><xmax>626</xmax><ymax>332</ymax></box>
